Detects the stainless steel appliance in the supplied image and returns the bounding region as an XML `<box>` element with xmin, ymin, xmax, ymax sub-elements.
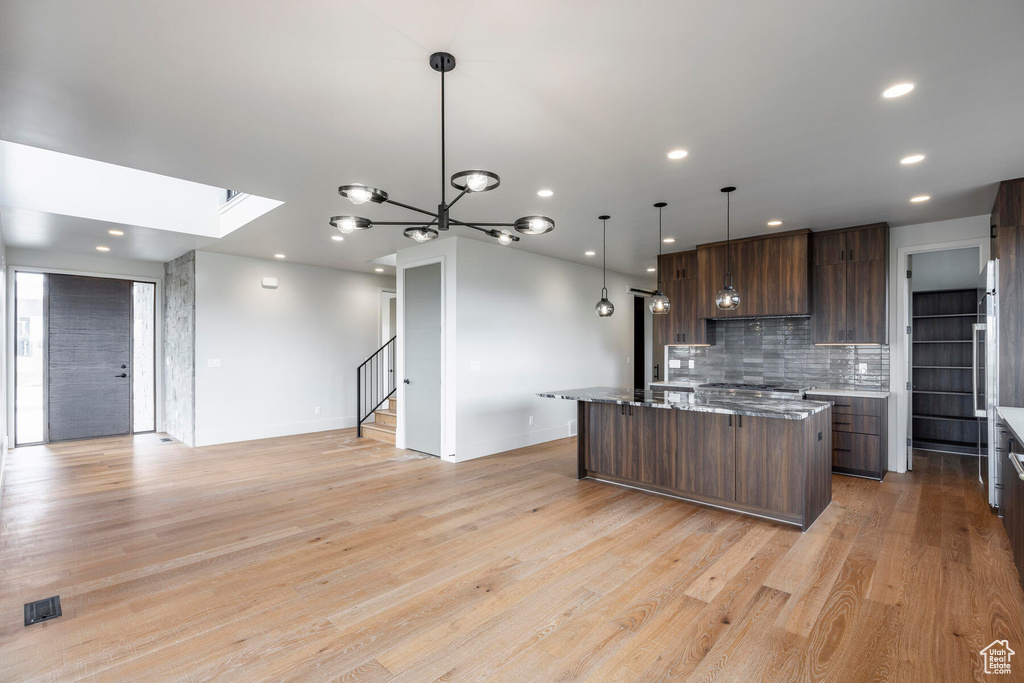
<box><xmin>696</xmin><ymin>382</ymin><xmax>809</xmax><ymax>400</ymax></box>
<box><xmin>975</xmin><ymin>259</ymin><xmax>1000</xmax><ymax>507</ymax></box>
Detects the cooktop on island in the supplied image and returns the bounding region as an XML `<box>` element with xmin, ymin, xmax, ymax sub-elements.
<box><xmin>695</xmin><ymin>383</ymin><xmax>809</xmax><ymax>400</ymax></box>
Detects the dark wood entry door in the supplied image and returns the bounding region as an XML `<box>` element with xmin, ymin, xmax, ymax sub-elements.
<box><xmin>47</xmin><ymin>275</ymin><xmax>132</xmax><ymax>442</ymax></box>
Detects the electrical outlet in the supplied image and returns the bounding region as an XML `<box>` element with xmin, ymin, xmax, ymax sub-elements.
<box><xmin>689</xmin><ymin>359</ymin><xmax>695</xmax><ymax>369</ymax></box>
<box><xmin>314</xmin><ymin>406</ymin><xmax>321</xmax><ymax>415</ymax></box>
<box><xmin>668</xmin><ymin>359</ymin><xmax>681</xmax><ymax>369</ymax></box>
<box><xmin>529</xmin><ymin>415</ymin><xmax>534</xmax><ymax>426</ymax></box>
<box><xmin>626</xmin><ymin>356</ymin><xmax>631</xmax><ymax>365</ymax></box>
<box><xmin>858</xmin><ymin>362</ymin><xmax>867</xmax><ymax>374</ymax></box>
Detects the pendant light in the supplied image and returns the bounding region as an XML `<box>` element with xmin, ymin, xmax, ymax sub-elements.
<box><xmin>649</xmin><ymin>202</ymin><xmax>671</xmax><ymax>315</ymax></box>
<box><xmin>595</xmin><ymin>215</ymin><xmax>614</xmax><ymax>317</ymax></box>
<box><xmin>715</xmin><ymin>186</ymin><xmax>741</xmax><ymax>311</ymax></box>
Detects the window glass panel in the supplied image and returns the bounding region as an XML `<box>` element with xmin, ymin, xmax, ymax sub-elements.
<box><xmin>15</xmin><ymin>272</ymin><xmax>45</xmax><ymax>444</ymax></box>
<box><xmin>132</xmin><ymin>282</ymin><xmax>155</xmax><ymax>432</ymax></box>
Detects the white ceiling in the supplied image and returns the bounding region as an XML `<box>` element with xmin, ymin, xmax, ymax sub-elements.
<box><xmin>1</xmin><ymin>0</ymin><xmax>1022</xmax><ymax>278</ymax></box>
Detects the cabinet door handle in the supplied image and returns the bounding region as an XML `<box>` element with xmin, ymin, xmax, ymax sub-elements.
<box><xmin>681</xmin><ymin>333</ymin><xmax>686</xmax><ymax>343</ymax></box>
<box><xmin>681</xmin><ymin>269</ymin><xmax>686</xmax><ymax>279</ymax></box>
<box><xmin>728</xmin><ymin>415</ymin><xmax>732</xmax><ymax>427</ymax></box>
<box><xmin>834</xmin><ymin>447</ymin><xmax>852</xmax><ymax>452</ymax></box>
<box><xmin>676</xmin><ymin>333</ymin><xmax>680</xmax><ymax>342</ymax></box>
<box><xmin>738</xmin><ymin>415</ymin><xmax>743</xmax><ymax>428</ymax></box>
<box><xmin>621</xmin><ymin>404</ymin><xmax>626</xmax><ymax>416</ymax></box>
<box><xmin>834</xmin><ymin>421</ymin><xmax>850</xmax><ymax>425</ymax></box>
<box><xmin>629</xmin><ymin>405</ymin><xmax>633</xmax><ymax>416</ymax></box>
<box><xmin>849</xmin><ymin>248</ymin><xmax>853</xmax><ymax>261</ymax></box>
<box><xmin>840</xmin><ymin>250</ymin><xmax>845</xmax><ymax>261</ymax></box>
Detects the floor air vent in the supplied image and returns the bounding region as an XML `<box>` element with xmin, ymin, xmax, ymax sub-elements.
<box><xmin>24</xmin><ymin>596</ymin><xmax>61</xmax><ymax>626</ymax></box>
<box><xmin>160</xmin><ymin>438</ymin><xmax>173</xmax><ymax>443</ymax></box>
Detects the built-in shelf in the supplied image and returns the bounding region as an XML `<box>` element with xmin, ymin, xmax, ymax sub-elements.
<box><xmin>912</xmin><ymin>289</ymin><xmax>980</xmax><ymax>455</ymax></box>
<box><xmin>912</xmin><ymin>313</ymin><xmax>979</xmax><ymax>319</ymax></box>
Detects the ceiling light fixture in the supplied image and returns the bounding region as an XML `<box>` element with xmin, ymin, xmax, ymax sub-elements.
<box><xmin>900</xmin><ymin>154</ymin><xmax>925</xmax><ymax>165</ymax></box>
<box><xmin>332</xmin><ymin>52</ymin><xmax>552</xmax><ymax>246</ymax></box>
<box><xmin>274</xmin><ymin>254</ymin><xmax>286</xmax><ymax>259</ymax></box>
<box><xmin>331</xmin><ymin>235</ymin><xmax>343</xmax><ymax>241</ymax></box>
<box><xmin>767</xmin><ymin>220</ymin><xmax>783</xmax><ymax>227</ymax></box>
<box><xmin>649</xmin><ymin>203</ymin><xmax>671</xmax><ymax>316</ymax></box>
<box><xmin>585</xmin><ymin>251</ymin><xmax>596</xmax><ymax>256</ymax></box>
<box><xmin>595</xmin><ymin>216</ymin><xmax>614</xmax><ymax>318</ymax></box>
<box><xmin>911</xmin><ymin>195</ymin><xmax>931</xmax><ymax>203</ymax></box>
<box><xmin>108</xmin><ymin>229</ymin><xmax>124</xmax><ymax>236</ymax></box>
<box><xmin>96</xmin><ymin>246</ymin><xmax>110</xmax><ymax>252</ymax></box>
<box><xmin>647</xmin><ymin>267</ymin><xmax>657</xmax><ymax>272</ymax></box>
<box><xmin>375</xmin><ymin>267</ymin><xmax>385</xmax><ymax>272</ymax></box>
<box><xmin>667</xmin><ymin>149</ymin><xmax>689</xmax><ymax>160</ymax></box>
<box><xmin>663</xmin><ymin>237</ymin><xmax>676</xmax><ymax>244</ymax></box>
<box><xmin>715</xmin><ymin>187</ymin><xmax>741</xmax><ymax>311</ymax></box>
<box><xmin>882</xmin><ymin>82</ymin><xmax>915</xmax><ymax>98</ymax></box>
<box><xmin>537</xmin><ymin>189</ymin><xmax>554</xmax><ymax>197</ymax></box>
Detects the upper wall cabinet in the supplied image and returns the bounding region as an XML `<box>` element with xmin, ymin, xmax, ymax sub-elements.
<box><xmin>655</xmin><ymin>250</ymin><xmax>713</xmax><ymax>346</ymax></box>
<box><xmin>697</xmin><ymin>230</ymin><xmax>811</xmax><ymax>319</ymax></box>
<box><xmin>811</xmin><ymin>223</ymin><xmax>889</xmax><ymax>345</ymax></box>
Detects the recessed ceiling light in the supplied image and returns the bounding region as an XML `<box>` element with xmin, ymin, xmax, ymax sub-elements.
<box><xmin>537</xmin><ymin>189</ymin><xmax>554</xmax><ymax>198</ymax></box>
<box><xmin>375</xmin><ymin>267</ymin><xmax>384</xmax><ymax>272</ymax></box>
<box><xmin>647</xmin><ymin>267</ymin><xmax>657</xmax><ymax>272</ymax></box>
<box><xmin>584</xmin><ymin>251</ymin><xmax>596</xmax><ymax>256</ymax></box>
<box><xmin>667</xmin><ymin>149</ymin><xmax>688</xmax><ymax>160</ymax></box>
<box><xmin>882</xmin><ymin>82</ymin><xmax>915</xmax><ymax>98</ymax></box>
<box><xmin>108</xmin><ymin>229</ymin><xmax>124</xmax><ymax>236</ymax></box>
<box><xmin>663</xmin><ymin>238</ymin><xmax>676</xmax><ymax>244</ymax></box>
<box><xmin>910</xmin><ymin>195</ymin><xmax>931</xmax><ymax>203</ymax></box>
<box><xmin>767</xmin><ymin>220</ymin><xmax>783</xmax><ymax>227</ymax></box>
<box><xmin>331</xmin><ymin>235</ymin><xmax>343</xmax><ymax>241</ymax></box>
<box><xmin>900</xmin><ymin>154</ymin><xmax>925</xmax><ymax>165</ymax></box>
<box><xmin>274</xmin><ymin>253</ymin><xmax>286</xmax><ymax>259</ymax></box>
<box><xmin>96</xmin><ymin>246</ymin><xmax>110</xmax><ymax>252</ymax></box>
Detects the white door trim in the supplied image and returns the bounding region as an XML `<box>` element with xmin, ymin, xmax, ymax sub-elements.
<box><xmin>892</xmin><ymin>237</ymin><xmax>988</xmax><ymax>473</ymax></box>
<box><xmin>396</xmin><ymin>254</ymin><xmax>454</xmax><ymax>461</ymax></box>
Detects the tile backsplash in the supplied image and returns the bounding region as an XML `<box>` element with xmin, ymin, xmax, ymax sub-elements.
<box><xmin>664</xmin><ymin>317</ymin><xmax>889</xmax><ymax>391</ymax></box>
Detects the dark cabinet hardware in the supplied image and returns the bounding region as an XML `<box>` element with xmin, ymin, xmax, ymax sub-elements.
<box><xmin>403</xmin><ymin>378</ymin><xmax>411</xmax><ymax>384</ymax></box>
<box><xmin>115</xmin><ymin>373</ymin><xmax>127</xmax><ymax>378</ymax></box>
<box><xmin>621</xmin><ymin>404</ymin><xmax>626</xmax><ymax>415</ymax></box>
<box><xmin>834</xmin><ymin>421</ymin><xmax>851</xmax><ymax>425</ymax></box>
<box><xmin>841</xmin><ymin>250</ymin><xmax>845</xmax><ymax>261</ymax></box>
<box><xmin>834</xmin><ymin>447</ymin><xmax>852</xmax><ymax>452</ymax></box>
<box><xmin>728</xmin><ymin>415</ymin><xmax>732</xmax><ymax>427</ymax></box>
<box><xmin>121</xmin><ymin>364</ymin><xmax>127</xmax><ymax>369</ymax></box>
<box><xmin>629</xmin><ymin>405</ymin><xmax>633</xmax><ymax>416</ymax></box>
<box><xmin>849</xmin><ymin>248</ymin><xmax>853</xmax><ymax>261</ymax></box>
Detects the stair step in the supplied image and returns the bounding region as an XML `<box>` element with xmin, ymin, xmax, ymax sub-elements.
<box><xmin>388</xmin><ymin>396</ymin><xmax>397</xmax><ymax>411</ymax></box>
<box><xmin>374</xmin><ymin>409</ymin><xmax>397</xmax><ymax>427</ymax></box>
<box><xmin>361</xmin><ymin>422</ymin><xmax>396</xmax><ymax>445</ymax></box>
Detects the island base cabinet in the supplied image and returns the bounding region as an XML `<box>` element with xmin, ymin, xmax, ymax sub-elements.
<box><xmin>578</xmin><ymin>402</ymin><xmax>832</xmax><ymax>530</ymax></box>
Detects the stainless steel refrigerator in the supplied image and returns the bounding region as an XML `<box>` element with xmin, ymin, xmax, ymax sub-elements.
<box><xmin>975</xmin><ymin>259</ymin><xmax>1000</xmax><ymax>507</ymax></box>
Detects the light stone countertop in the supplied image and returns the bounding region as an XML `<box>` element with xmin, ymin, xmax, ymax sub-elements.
<box><xmin>539</xmin><ymin>386</ymin><xmax>831</xmax><ymax>420</ymax></box>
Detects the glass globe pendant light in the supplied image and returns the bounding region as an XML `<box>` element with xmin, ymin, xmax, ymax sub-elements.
<box><xmin>595</xmin><ymin>215</ymin><xmax>614</xmax><ymax>317</ymax></box>
<box><xmin>649</xmin><ymin>202</ymin><xmax>670</xmax><ymax>315</ymax></box>
<box><xmin>715</xmin><ymin>187</ymin><xmax>741</xmax><ymax>311</ymax></box>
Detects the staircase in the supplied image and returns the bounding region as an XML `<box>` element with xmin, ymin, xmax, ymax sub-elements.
<box><xmin>361</xmin><ymin>395</ymin><xmax>397</xmax><ymax>445</ymax></box>
<box><xmin>357</xmin><ymin>336</ymin><xmax>397</xmax><ymax>444</ymax></box>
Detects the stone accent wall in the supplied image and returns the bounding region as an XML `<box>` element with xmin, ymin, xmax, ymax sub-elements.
<box><xmin>163</xmin><ymin>251</ymin><xmax>195</xmax><ymax>445</ymax></box>
<box><xmin>665</xmin><ymin>317</ymin><xmax>889</xmax><ymax>391</ymax></box>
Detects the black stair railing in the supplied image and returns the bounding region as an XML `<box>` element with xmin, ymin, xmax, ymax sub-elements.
<box><xmin>357</xmin><ymin>336</ymin><xmax>397</xmax><ymax>437</ymax></box>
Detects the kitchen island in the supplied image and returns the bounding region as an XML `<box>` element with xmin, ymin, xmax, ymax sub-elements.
<box><xmin>539</xmin><ymin>386</ymin><xmax>833</xmax><ymax>531</ymax></box>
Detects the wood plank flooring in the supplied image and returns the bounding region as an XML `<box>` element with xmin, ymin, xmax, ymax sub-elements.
<box><xmin>1</xmin><ymin>433</ymin><xmax>1022</xmax><ymax>681</ymax></box>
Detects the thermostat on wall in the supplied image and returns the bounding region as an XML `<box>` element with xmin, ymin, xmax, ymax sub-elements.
<box><xmin>261</xmin><ymin>277</ymin><xmax>279</xmax><ymax>289</ymax></box>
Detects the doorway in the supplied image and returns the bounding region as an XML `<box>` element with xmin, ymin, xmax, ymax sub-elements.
<box><xmin>14</xmin><ymin>272</ymin><xmax>156</xmax><ymax>445</ymax></box>
<box><xmin>403</xmin><ymin>263</ymin><xmax>442</xmax><ymax>456</ymax></box>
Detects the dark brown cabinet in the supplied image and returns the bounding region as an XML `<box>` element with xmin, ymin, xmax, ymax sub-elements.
<box><xmin>697</xmin><ymin>230</ymin><xmax>810</xmax><ymax>320</ymax></box>
<box><xmin>808</xmin><ymin>392</ymin><xmax>888</xmax><ymax>480</ymax></box>
<box><xmin>999</xmin><ymin>423</ymin><xmax>1024</xmax><ymax>588</ymax></box>
<box><xmin>655</xmin><ymin>250</ymin><xmax>713</xmax><ymax>346</ymax></box>
<box><xmin>577</xmin><ymin>401</ymin><xmax>832</xmax><ymax>530</ymax></box>
<box><xmin>811</xmin><ymin>223</ymin><xmax>888</xmax><ymax>344</ymax></box>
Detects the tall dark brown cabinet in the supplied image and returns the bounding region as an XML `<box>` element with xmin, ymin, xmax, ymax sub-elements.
<box><xmin>654</xmin><ymin>250</ymin><xmax>712</xmax><ymax>347</ymax></box>
<box><xmin>811</xmin><ymin>223</ymin><xmax>889</xmax><ymax>344</ymax></box>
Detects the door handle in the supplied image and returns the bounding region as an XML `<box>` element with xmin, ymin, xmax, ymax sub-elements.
<box><xmin>403</xmin><ymin>379</ymin><xmax>411</xmax><ymax>384</ymax></box>
<box><xmin>115</xmin><ymin>373</ymin><xmax>127</xmax><ymax>378</ymax></box>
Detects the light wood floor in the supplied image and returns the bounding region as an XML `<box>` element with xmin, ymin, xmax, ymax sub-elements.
<box><xmin>1</xmin><ymin>433</ymin><xmax>1022</xmax><ymax>682</ymax></box>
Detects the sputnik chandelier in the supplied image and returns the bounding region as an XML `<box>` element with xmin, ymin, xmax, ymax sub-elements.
<box><xmin>331</xmin><ymin>52</ymin><xmax>555</xmax><ymax>245</ymax></box>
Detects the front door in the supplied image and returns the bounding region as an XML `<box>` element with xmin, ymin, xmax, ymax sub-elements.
<box><xmin>403</xmin><ymin>263</ymin><xmax>442</xmax><ymax>456</ymax></box>
<box><xmin>47</xmin><ymin>275</ymin><xmax>132</xmax><ymax>442</ymax></box>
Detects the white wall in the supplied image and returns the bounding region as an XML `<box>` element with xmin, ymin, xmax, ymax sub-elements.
<box><xmin>0</xmin><ymin>221</ymin><xmax>7</xmax><ymax>506</ymax></box>
<box><xmin>193</xmin><ymin>252</ymin><xmax>394</xmax><ymax>446</ymax></box>
<box><xmin>396</xmin><ymin>236</ymin><xmax>642</xmax><ymax>463</ymax></box>
<box><xmin>911</xmin><ymin>247</ymin><xmax>982</xmax><ymax>292</ymax></box>
<box><xmin>888</xmin><ymin>214</ymin><xmax>991</xmax><ymax>472</ymax></box>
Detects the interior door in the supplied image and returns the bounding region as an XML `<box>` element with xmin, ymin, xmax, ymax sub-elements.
<box><xmin>47</xmin><ymin>274</ymin><xmax>132</xmax><ymax>442</ymax></box>
<box><xmin>404</xmin><ymin>263</ymin><xmax>442</xmax><ymax>456</ymax></box>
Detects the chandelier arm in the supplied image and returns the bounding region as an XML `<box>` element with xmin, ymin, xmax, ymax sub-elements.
<box><xmin>446</xmin><ymin>188</ymin><xmax>469</xmax><ymax>209</ymax></box>
<box><xmin>447</xmin><ymin>219</ymin><xmax>515</xmax><ymax>227</ymax></box>
<box><xmin>371</xmin><ymin>221</ymin><xmax>442</xmax><ymax>226</ymax></box>
<box><xmin>459</xmin><ymin>222</ymin><xmax>521</xmax><ymax>241</ymax></box>
<box><xmin>381</xmin><ymin>198</ymin><xmax>439</xmax><ymax>219</ymax></box>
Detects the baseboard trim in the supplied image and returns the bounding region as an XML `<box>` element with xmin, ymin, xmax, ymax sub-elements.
<box><xmin>195</xmin><ymin>416</ymin><xmax>358</xmax><ymax>447</ymax></box>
